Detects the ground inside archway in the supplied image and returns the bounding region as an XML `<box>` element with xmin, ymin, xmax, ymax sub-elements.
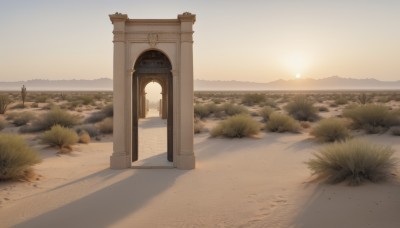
<box><xmin>134</xmin><ymin>108</ymin><xmax>172</xmax><ymax>167</ymax></box>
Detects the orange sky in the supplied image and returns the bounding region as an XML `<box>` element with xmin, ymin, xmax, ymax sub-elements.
<box><xmin>0</xmin><ymin>0</ymin><xmax>399</xmax><ymax>83</ymax></box>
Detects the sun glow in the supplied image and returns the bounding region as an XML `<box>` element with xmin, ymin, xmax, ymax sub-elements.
<box><xmin>295</xmin><ymin>73</ymin><xmax>301</xmax><ymax>79</ymax></box>
<box><xmin>282</xmin><ymin>51</ymin><xmax>311</xmax><ymax>79</ymax></box>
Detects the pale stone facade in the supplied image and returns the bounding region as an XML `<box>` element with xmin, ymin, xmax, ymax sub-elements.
<box><xmin>109</xmin><ymin>12</ymin><xmax>196</xmax><ymax>169</ymax></box>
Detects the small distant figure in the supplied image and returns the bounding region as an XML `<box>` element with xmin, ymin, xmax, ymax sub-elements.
<box><xmin>21</xmin><ymin>85</ymin><xmax>27</xmax><ymax>107</ymax></box>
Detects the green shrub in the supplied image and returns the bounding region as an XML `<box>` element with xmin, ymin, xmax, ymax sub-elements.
<box><xmin>343</xmin><ymin>104</ymin><xmax>399</xmax><ymax>133</ymax></box>
<box><xmin>221</xmin><ymin>103</ymin><xmax>248</xmax><ymax>116</ymax></box>
<box><xmin>306</xmin><ymin>139</ymin><xmax>397</xmax><ymax>185</ymax></box>
<box><xmin>265</xmin><ymin>112</ymin><xmax>300</xmax><ymax>133</ymax></box>
<box><xmin>194</xmin><ymin>104</ymin><xmax>210</xmax><ymax>119</ymax></box>
<box><xmin>259</xmin><ymin>106</ymin><xmax>274</xmax><ymax>122</ymax></box>
<box><xmin>41</xmin><ymin>125</ymin><xmax>79</xmax><ymax>150</ymax></box>
<box><xmin>97</xmin><ymin>117</ymin><xmax>113</xmax><ymax>134</ymax></box>
<box><xmin>10</xmin><ymin>112</ymin><xmax>36</xmax><ymax>126</ymax></box>
<box><xmin>311</xmin><ymin>118</ymin><xmax>350</xmax><ymax>142</ymax></box>
<box><xmin>0</xmin><ymin>134</ymin><xmax>41</xmax><ymax>180</ymax></box>
<box><xmin>211</xmin><ymin>114</ymin><xmax>260</xmax><ymax>138</ymax></box>
<box><xmin>0</xmin><ymin>95</ymin><xmax>12</xmax><ymax>114</ymax></box>
<box><xmin>285</xmin><ymin>96</ymin><xmax>318</xmax><ymax>121</ymax></box>
<box><xmin>21</xmin><ymin>107</ymin><xmax>80</xmax><ymax>132</ymax></box>
<box><xmin>242</xmin><ymin>93</ymin><xmax>266</xmax><ymax>106</ymax></box>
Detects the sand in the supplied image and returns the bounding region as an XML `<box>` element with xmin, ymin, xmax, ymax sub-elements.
<box><xmin>1</xmin><ymin>118</ymin><xmax>400</xmax><ymax>227</ymax></box>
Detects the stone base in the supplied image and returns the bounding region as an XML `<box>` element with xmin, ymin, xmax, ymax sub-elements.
<box><xmin>176</xmin><ymin>154</ymin><xmax>196</xmax><ymax>170</ymax></box>
<box><xmin>110</xmin><ymin>153</ymin><xmax>130</xmax><ymax>169</ymax></box>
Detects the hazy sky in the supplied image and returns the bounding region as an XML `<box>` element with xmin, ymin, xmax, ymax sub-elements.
<box><xmin>1</xmin><ymin>0</ymin><xmax>399</xmax><ymax>83</ymax></box>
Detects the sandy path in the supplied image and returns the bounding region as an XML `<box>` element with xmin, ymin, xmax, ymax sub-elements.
<box><xmin>0</xmin><ymin>131</ymin><xmax>399</xmax><ymax>228</ymax></box>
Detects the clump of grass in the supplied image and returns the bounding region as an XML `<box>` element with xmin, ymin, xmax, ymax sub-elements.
<box><xmin>194</xmin><ymin>118</ymin><xmax>204</xmax><ymax>134</ymax></box>
<box><xmin>242</xmin><ymin>93</ymin><xmax>266</xmax><ymax>106</ymax></box>
<box><xmin>211</xmin><ymin>114</ymin><xmax>260</xmax><ymax>138</ymax></box>
<box><xmin>9</xmin><ymin>111</ymin><xmax>36</xmax><ymax>126</ymax></box>
<box><xmin>97</xmin><ymin>117</ymin><xmax>113</xmax><ymax>134</ymax></box>
<box><xmin>0</xmin><ymin>134</ymin><xmax>41</xmax><ymax>180</ymax></box>
<box><xmin>265</xmin><ymin>112</ymin><xmax>300</xmax><ymax>133</ymax></box>
<box><xmin>358</xmin><ymin>93</ymin><xmax>371</xmax><ymax>105</ymax></box>
<box><xmin>343</xmin><ymin>104</ymin><xmax>399</xmax><ymax>133</ymax></box>
<box><xmin>41</xmin><ymin>125</ymin><xmax>79</xmax><ymax>151</ymax></box>
<box><xmin>259</xmin><ymin>106</ymin><xmax>274</xmax><ymax>122</ymax></box>
<box><xmin>285</xmin><ymin>96</ymin><xmax>318</xmax><ymax>121</ymax></box>
<box><xmin>194</xmin><ymin>104</ymin><xmax>210</xmax><ymax>119</ymax></box>
<box><xmin>75</xmin><ymin>124</ymin><xmax>100</xmax><ymax>137</ymax></box>
<box><xmin>21</xmin><ymin>107</ymin><xmax>80</xmax><ymax>132</ymax></box>
<box><xmin>85</xmin><ymin>104</ymin><xmax>113</xmax><ymax>124</ymax></box>
<box><xmin>311</xmin><ymin>118</ymin><xmax>350</xmax><ymax>142</ymax></box>
<box><xmin>78</xmin><ymin>131</ymin><xmax>91</xmax><ymax>144</ymax></box>
<box><xmin>306</xmin><ymin>139</ymin><xmax>397</xmax><ymax>185</ymax></box>
<box><xmin>334</xmin><ymin>96</ymin><xmax>348</xmax><ymax>106</ymax></box>
<box><xmin>221</xmin><ymin>103</ymin><xmax>248</xmax><ymax>116</ymax></box>
<box><xmin>0</xmin><ymin>95</ymin><xmax>12</xmax><ymax>114</ymax></box>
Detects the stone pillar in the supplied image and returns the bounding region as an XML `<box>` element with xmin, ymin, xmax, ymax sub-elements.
<box><xmin>161</xmin><ymin>92</ymin><xmax>167</xmax><ymax>119</ymax></box>
<box><xmin>109</xmin><ymin>13</ymin><xmax>130</xmax><ymax>169</ymax></box>
<box><xmin>177</xmin><ymin>12</ymin><xmax>196</xmax><ymax>169</ymax></box>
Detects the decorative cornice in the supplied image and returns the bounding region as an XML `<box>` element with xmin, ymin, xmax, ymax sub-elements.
<box><xmin>178</xmin><ymin>12</ymin><xmax>196</xmax><ymax>23</ymax></box>
<box><xmin>109</xmin><ymin>12</ymin><xmax>128</xmax><ymax>23</ymax></box>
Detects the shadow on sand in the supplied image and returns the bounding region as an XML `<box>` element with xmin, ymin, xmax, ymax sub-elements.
<box><xmin>15</xmin><ymin>167</ymin><xmax>187</xmax><ymax>228</ymax></box>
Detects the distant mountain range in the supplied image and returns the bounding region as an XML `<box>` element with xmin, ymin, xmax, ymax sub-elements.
<box><xmin>0</xmin><ymin>76</ymin><xmax>399</xmax><ymax>91</ymax></box>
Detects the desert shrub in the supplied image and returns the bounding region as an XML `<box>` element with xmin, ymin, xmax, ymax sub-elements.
<box><xmin>101</xmin><ymin>104</ymin><xmax>113</xmax><ymax>117</ymax></box>
<box><xmin>0</xmin><ymin>134</ymin><xmax>41</xmax><ymax>180</ymax></box>
<box><xmin>41</xmin><ymin>125</ymin><xmax>79</xmax><ymax>150</ymax></box>
<box><xmin>10</xmin><ymin>103</ymin><xmax>26</xmax><ymax>109</ymax></box>
<box><xmin>41</xmin><ymin>102</ymin><xmax>57</xmax><ymax>110</ymax></box>
<box><xmin>194</xmin><ymin>104</ymin><xmax>210</xmax><ymax>119</ymax></box>
<box><xmin>212</xmin><ymin>98</ymin><xmax>224</xmax><ymax>104</ymax></box>
<box><xmin>358</xmin><ymin>93</ymin><xmax>371</xmax><ymax>105</ymax></box>
<box><xmin>97</xmin><ymin>117</ymin><xmax>113</xmax><ymax>134</ymax></box>
<box><xmin>31</xmin><ymin>102</ymin><xmax>39</xmax><ymax>108</ymax></box>
<box><xmin>0</xmin><ymin>95</ymin><xmax>12</xmax><ymax>114</ymax></box>
<box><xmin>194</xmin><ymin>118</ymin><xmax>204</xmax><ymax>134</ymax></box>
<box><xmin>75</xmin><ymin>124</ymin><xmax>100</xmax><ymax>137</ymax></box>
<box><xmin>391</xmin><ymin>126</ymin><xmax>400</xmax><ymax>136</ymax></box>
<box><xmin>317</xmin><ymin>106</ymin><xmax>329</xmax><ymax>112</ymax></box>
<box><xmin>205</xmin><ymin>103</ymin><xmax>220</xmax><ymax>115</ymax></box>
<box><xmin>78</xmin><ymin>131</ymin><xmax>91</xmax><ymax>144</ymax></box>
<box><xmin>285</xmin><ymin>96</ymin><xmax>318</xmax><ymax>121</ymax></box>
<box><xmin>242</xmin><ymin>93</ymin><xmax>266</xmax><ymax>106</ymax></box>
<box><xmin>211</xmin><ymin>114</ymin><xmax>260</xmax><ymax>138</ymax></box>
<box><xmin>80</xmin><ymin>95</ymin><xmax>95</xmax><ymax>105</ymax></box>
<box><xmin>306</xmin><ymin>139</ymin><xmax>397</xmax><ymax>185</ymax></box>
<box><xmin>221</xmin><ymin>103</ymin><xmax>248</xmax><ymax>116</ymax></box>
<box><xmin>259</xmin><ymin>106</ymin><xmax>274</xmax><ymax>122</ymax></box>
<box><xmin>34</xmin><ymin>95</ymin><xmax>48</xmax><ymax>103</ymax></box>
<box><xmin>334</xmin><ymin>96</ymin><xmax>348</xmax><ymax>105</ymax></box>
<box><xmin>300</xmin><ymin>121</ymin><xmax>311</xmax><ymax>129</ymax></box>
<box><xmin>265</xmin><ymin>112</ymin><xmax>300</xmax><ymax>133</ymax></box>
<box><xmin>311</xmin><ymin>118</ymin><xmax>350</xmax><ymax>142</ymax></box>
<box><xmin>0</xmin><ymin>117</ymin><xmax>6</xmax><ymax>131</ymax></box>
<box><xmin>343</xmin><ymin>104</ymin><xmax>399</xmax><ymax>133</ymax></box>
<box><xmin>263</xmin><ymin>99</ymin><xmax>277</xmax><ymax>108</ymax></box>
<box><xmin>21</xmin><ymin>107</ymin><xmax>80</xmax><ymax>132</ymax></box>
<box><xmin>11</xmin><ymin>111</ymin><xmax>36</xmax><ymax>126</ymax></box>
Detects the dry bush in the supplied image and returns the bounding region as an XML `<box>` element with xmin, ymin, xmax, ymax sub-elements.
<box><xmin>221</xmin><ymin>103</ymin><xmax>248</xmax><ymax>116</ymax></box>
<box><xmin>306</xmin><ymin>139</ymin><xmax>397</xmax><ymax>185</ymax></box>
<box><xmin>0</xmin><ymin>134</ymin><xmax>41</xmax><ymax>180</ymax></box>
<box><xmin>31</xmin><ymin>102</ymin><xmax>39</xmax><ymax>108</ymax></box>
<box><xmin>9</xmin><ymin>111</ymin><xmax>36</xmax><ymax>126</ymax></box>
<box><xmin>194</xmin><ymin>104</ymin><xmax>210</xmax><ymax>119</ymax></box>
<box><xmin>343</xmin><ymin>104</ymin><xmax>399</xmax><ymax>133</ymax></box>
<box><xmin>265</xmin><ymin>112</ymin><xmax>300</xmax><ymax>133</ymax></box>
<box><xmin>259</xmin><ymin>106</ymin><xmax>274</xmax><ymax>122</ymax></box>
<box><xmin>317</xmin><ymin>106</ymin><xmax>329</xmax><ymax>112</ymax></box>
<box><xmin>97</xmin><ymin>117</ymin><xmax>113</xmax><ymax>134</ymax></box>
<box><xmin>20</xmin><ymin>107</ymin><xmax>80</xmax><ymax>132</ymax></box>
<box><xmin>78</xmin><ymin>131</ymin><xmax>91</xmax><ymax>144</ymax></box>
<box><xmin>285</xmin><ymin>96</ymin><xmax>318</xmax><ymax>121</ymax></box>
<box><xmin>211</xmin><ymin>114</ymin><xmax>260</xmax><ymax>138</ymax></box>
<box><xmin>85</xmin><ymin>104</ymin><xmax>113</xmax><ymax>123</ymax></box>
<box><xmin>0</xmin><ymin>95</ymin><xmax>12</xmax><ymax>114</ymax></box>
<box><xmin>41</xmin><ymin>125</ymin><xmax>79</xmax><ymax>150</ymax></box>
<box><xmin>311</xmin><ymin>118</ymin><xmax>350</xmax><ymax>142</ymax></box>
<box><xmin>242</xmin><ymin>93</ymin><xmax>266</xmax><ymax>106</ymax></box>
<box><xmin>194</xmin><ymin>118</ymin><xmax>204</xmax><ymax>134</ymax></box>
<box><xmin>75</xmin><ymin>124</ymin><xmax>100</xmax><ymax>137</ymax></box>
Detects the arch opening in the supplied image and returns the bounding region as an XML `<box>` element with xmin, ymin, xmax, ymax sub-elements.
<box><xmin>132</xmin><ymin>50</ymin><xmax>173</xmax><ymax>166</ymax></box>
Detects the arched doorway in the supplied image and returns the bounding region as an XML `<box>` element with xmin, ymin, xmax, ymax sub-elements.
<box><xmin>132</xmin><ymin>50</ymin><xmax>173</xmax><ymax>163</ymax></box>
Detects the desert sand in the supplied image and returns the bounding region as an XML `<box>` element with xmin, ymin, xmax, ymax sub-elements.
<box><xmin>1</xmin><ymin>105</ymin><xmax>400</xmax><ymax>228</ymax></box>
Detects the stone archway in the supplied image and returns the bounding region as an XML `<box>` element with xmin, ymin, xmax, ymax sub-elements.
<box><xmin>109</xmin><ymin>12</ymin><xmax>196</xmax><ymax>169</ymax></box>
<box><xmin>132</xmin><ymin>50</ymin><xmax>173</xmax><ymax>162</ymax></box>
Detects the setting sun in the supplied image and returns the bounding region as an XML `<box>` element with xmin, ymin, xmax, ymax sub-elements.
<box><xmin>295</xmin><ymin>73</ymin><xmax>301</xmax><ymax>79</ymax></box>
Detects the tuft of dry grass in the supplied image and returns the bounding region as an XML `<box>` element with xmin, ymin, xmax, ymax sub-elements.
<box><xmin>265</xmin><ymin>112</ymin><xmax>300</xmax><ymax>133</ymax></box>
<box><xmin>41</xmin><ymin>125</ymin><xmax>79</xmax><ymax>151</ymax></box>
<box><xmin>78</xmin><ymin>131</ymin><xmax>91</xmax><ymax>144</ymax></box>
<box><xmin>211</xmin><ymin>114</ymin><xmax>260</xmax><ymax>138</ymax></box>
<box><xmin>97</xmin><ymin>117</ymin><xmax>113</xmax><ymax>134</ymax></box>
<box><xmin>311</xmin><ymin>118</ymin><xmax>351</xmax><ymax>142</ymax></box>
<box><xmin>306</xmin><ymin>139</ymin><xmax>397</xmax><ymax>185</ymax></box>
<box><xmin>259</xmin><ymin>106</ymin><xmax>274</xmax><ymax>122</ymax></box>
<box><xmin>0</xmin><ymin>134</ymin><xmax>41</xmax><ymax>180</ymax></box>
<box><xmin>285</xmin><ymin>96</ymin><xmax>318</xmax><ymax>121</ymax></box>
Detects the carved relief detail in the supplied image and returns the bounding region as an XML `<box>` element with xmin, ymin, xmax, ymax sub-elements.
<box><xmin>148</xmin><ymin>33</ymin><xmax>158</xmax><ymax>47</ymax></box>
